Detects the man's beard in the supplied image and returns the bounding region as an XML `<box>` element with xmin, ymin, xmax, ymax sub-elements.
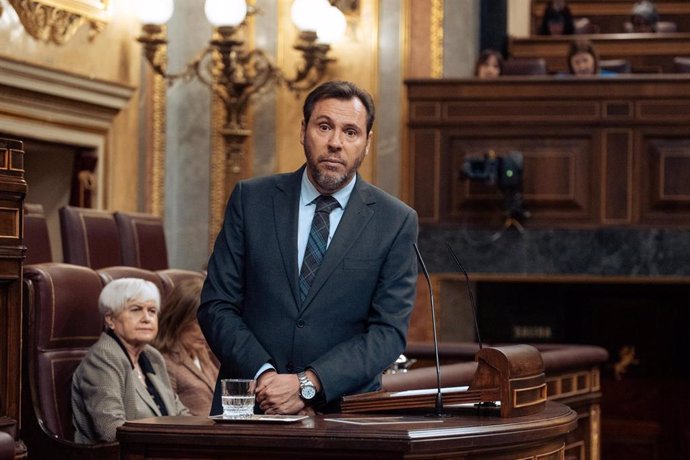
<box><xmin>305</xmin><ymin>144</ymin><xmax>366</xmax><ymax>194</ymax></box>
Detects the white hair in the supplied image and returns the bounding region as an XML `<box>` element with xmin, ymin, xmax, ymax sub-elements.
<box><xmin>99</xmin><ymin>278</ymin><xmax>161</xmax><ymax>317</ymax></box>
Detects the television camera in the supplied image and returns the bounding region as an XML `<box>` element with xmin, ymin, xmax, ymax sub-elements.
<box><xmin>460</xmin><ymin>150</ymin><xmax>530</xmax><ymax>223</ymax></box>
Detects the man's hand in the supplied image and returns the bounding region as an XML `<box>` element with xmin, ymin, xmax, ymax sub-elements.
<box><xmin>255</xmin><ymin>373</ymin><xmax>305</xmax><ymax>415</ymax></box>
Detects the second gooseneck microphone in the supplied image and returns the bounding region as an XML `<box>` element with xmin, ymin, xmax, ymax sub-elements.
<box><xmin>413</xmin><ymin>243</ymin><xmax>444</xmax><ymax>416</ymax></box>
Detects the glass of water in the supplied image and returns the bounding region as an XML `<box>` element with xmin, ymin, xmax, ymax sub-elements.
<box><xmin>221</xmin><ymin>378</ymin><xmax>256</xmax><ymax>419</ymax></box>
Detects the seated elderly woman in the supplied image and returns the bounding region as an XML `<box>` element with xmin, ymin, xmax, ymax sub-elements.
<box><xmin>153</xmin><ymin>278</ymin><xmax>219</xmax><ymax>416</ymax></box>
<box><xmin>71</xmin><ymin>278</ymin><xmax>189</xmax><ymax>444</ymax></box>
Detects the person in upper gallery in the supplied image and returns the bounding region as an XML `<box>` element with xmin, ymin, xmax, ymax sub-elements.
<box><xmin>153</xmin><ymin>277</ymin><xmax>219</xmax><ymax>416</ymax></box>
<box><xmin>538</xmin><ymin>0</ymin><xmax>575</xmax><ymax>35</ymax></box>
<box><xmin>72</xmin><ymin>278</ymin><xmax>189</xmax><ymax>443</ymax></box>
<box><xmin>474</xmin><ymin>49</ymin><xmax>504</xmax><ymax>78</ymax></box>
<box><xmin>566</xmin><ymin>39</ymin><xmax>616</xmax><ymax>76</ymax></box>
<box><xmin>629</xmin><ymin>0</ymin><xmax>659</xmax><ymax>33</ymax></box>
<box><xmin>198</xmin><ymin>79</ymin><xmax>418</xmax><ymax>416</ymax></box>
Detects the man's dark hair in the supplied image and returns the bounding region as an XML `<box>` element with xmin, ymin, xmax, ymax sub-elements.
<box><xmin>302</xmin><ymin>80</ymin><xmax>375</xmax><ymax>135</ymax></box>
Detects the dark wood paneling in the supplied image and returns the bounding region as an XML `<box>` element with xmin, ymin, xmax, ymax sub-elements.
<box><xmin>406</xmin><ymin>76</ymin><xmax>690</xmax><ymax>227</ymax></box>
<box><xmin>603</xmin><ymin>130</ymin><xmax>632</xmax><ymax>223</ymax></box>
<box><xmin>0</xmin><ymin>137</ymin><xmax>26</xmax><ymax>457</ymax></box>
<box><xmin>641</xmin><ymin>137</ymin><xmax>690</xmax><ymax>223</ymax></box>
<box><xmin>531</xmin><ymin>0</ymin><xmax>690</xmax><ymax>35</ymax></box>
<box><xmin>411</xmin><ymin>130</ymin><xmax>440</xmax><ymax>223</ymax></box>
<box><xmin>509</xmin><ymin>33</ymin><xmax>690</xmax><ymax>74</ymax></box>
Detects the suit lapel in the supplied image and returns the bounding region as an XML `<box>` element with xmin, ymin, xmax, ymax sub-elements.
<box><xmin>133</xmin><ymin>373</ymin><xmax>162</xmax><ymax>416</ymax></box>
<box><xmin>274</xmin><ymin>168</ymin><xmax>303</xmax><ymax>308</ymax></box>
<box><xmin>301</xmin><ymin>176</ymin><xmax>375</xmax><ymax>310</ymax></box>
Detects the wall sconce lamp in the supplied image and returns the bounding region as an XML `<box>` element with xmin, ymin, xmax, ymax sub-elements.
<box><xmin>135</xmin><ymin>0</ymin><xmax>346</xmax><ymax>176</ymax></box>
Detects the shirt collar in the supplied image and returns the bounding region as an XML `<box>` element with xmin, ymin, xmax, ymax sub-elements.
<box><xmin>300</xmin><ymin>168</ymin><xmax>356</xmax><ymax>209</ymax></box>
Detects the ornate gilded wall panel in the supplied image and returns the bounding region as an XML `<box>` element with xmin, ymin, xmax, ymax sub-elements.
<box><xmin>7</xmin><ymin>0</ymin><xmax>110</xmax><ymax>44</ymax></box>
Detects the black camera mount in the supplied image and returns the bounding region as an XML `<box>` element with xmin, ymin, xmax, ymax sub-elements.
<box><xmin>460</xmin><ymin>150</ymin><xmax>530</xmax><ymax>225</ymax></box>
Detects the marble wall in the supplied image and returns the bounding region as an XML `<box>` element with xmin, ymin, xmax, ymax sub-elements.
<box><xmin>419</xmin><ymin>227</ymin><xmax>690</xmax><ymax>276</ymax></box>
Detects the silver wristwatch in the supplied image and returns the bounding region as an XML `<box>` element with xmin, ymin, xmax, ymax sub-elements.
<box><xmin>297</xmin><ymin>371</ymin><xmax>317</xmax><ymax>401</ymax></box>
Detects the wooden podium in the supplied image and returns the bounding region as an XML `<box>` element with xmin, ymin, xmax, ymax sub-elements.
<box><xmin>118</xmin><ymin>401</ymin><xmax>576</xmax><ymax>459</ymax></box>
<box><xmin>119</xmin><ymin>346</ymin><xmax>576</xmax><ymax>458</ymax></box>
<box><xmin>342</xmin><ymin>345</ymin><xmax>547</xmax><ymax>418</ymax></box>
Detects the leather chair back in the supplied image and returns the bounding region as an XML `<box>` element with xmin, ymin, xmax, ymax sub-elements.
<box><xmin>114</xmin><ymin>211</ymin><xmax>169</xmax><ymax>270</ymax></box>
<box><xmin>156</xmin><ymin>268</ymin><xmax>205</xmax><ymax>303</ymax></box>
<box><xmin>97</xmin><ymin>266</ymin><xmax>166</xmax><ymax>302</ymax></box>
<box><xmin>23</xmin><ymin>263</ymin><xmax>104</xmax><ymax>442</ymax></box>
<box><xmin>22</xmin><ymin>263</ymin><xmax>119</xmax><ymax>459</ymax></box>
<box><xmin>599</xmin><ymin>59</ymin><xmax>631</xmax><ymax>74</ymax></box>
<box><xmin>24</xmin><ymin>203</ymin><xmax>53</xmax><ymax>265</ymax></box>
<box><xmin>0</xmin><ymin>431</ymin><xmax>13</xmax><ymax>460</ymax></box>
<box><xmin>502</xmin><ymin>58</ymin><xmax>547</xmax><ymax>76</ymax></box>
<box><xmin>59</xmin><ymin>206</ymin><xmax>122</xmax><ymax>269</ymax></box>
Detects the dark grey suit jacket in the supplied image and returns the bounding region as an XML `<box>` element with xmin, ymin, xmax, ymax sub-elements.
<box><xmin>199</xmin><ymin>166</ymin><xmax>418</xmax><ymax>414</ymax></box>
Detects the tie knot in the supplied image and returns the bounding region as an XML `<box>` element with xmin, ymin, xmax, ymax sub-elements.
<box><xmin>315</xmin><ymin>195</ymin><xmax>340</xmax><ymax>214</ymax></box>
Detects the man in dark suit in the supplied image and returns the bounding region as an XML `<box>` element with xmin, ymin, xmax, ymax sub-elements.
<box><xmin>199</xmin><ymin>80</ymin><xmax>418</xmax><ymax>415</ymax></box>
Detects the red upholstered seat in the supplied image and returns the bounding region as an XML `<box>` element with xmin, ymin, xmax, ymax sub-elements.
<box><xmin>23</xmin><ymin>203</ymin><xmax>53</xmax><ymax>265</ymax></box>
<box><xmin>59</xmin><ymin>206</ymin><xmax>122</xmax><ymax>269</ymax></box>
<box><xmin>22</xmin><ymin>263</ymin><xmax>118</xmax><ymax>459</ymax></box>
<box><xmin>114</xmin><ymin>211</ymin><xmax>169</xmax><ymax>270</ymax></box>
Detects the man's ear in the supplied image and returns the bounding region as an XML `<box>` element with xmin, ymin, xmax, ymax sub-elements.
<box><xmin>299</xmin><ymin>120</ymin><xmax>306</xmax><ymax>145</ymax></box>
<box><xmin>365</xmin><ymin>130</ymin><xmax>373</xmax><ymax>156</ymax></box>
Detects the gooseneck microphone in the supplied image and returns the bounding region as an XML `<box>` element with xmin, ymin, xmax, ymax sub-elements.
<box><xmin>413</xmin><ymin>243</ymin><xmax>444</xmax><ymax>416</ymax></box>
<box><xmin>446</xmin><ymin>242</ymin><xmax>483</xmax><ymax>349</ymax></box>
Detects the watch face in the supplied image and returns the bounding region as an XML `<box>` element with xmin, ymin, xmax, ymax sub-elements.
<box><xmin>301</xmin><ymin>385</ymin><xmax>317</xmax><ymax>400</ymax></box>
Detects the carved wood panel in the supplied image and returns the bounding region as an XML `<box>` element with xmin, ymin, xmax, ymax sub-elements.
<box><xmin>447</xmin><ymin>135</ymin><xmax>593</xmax><ymax>224</ymax></box>
<box><xmin>406</xmin><ymin>77</ymin><xmax>690</xmax><ymax>228</ymax></box>
<box><xmin>640</xmin><ymin>137</ymin><xmax>690</xmax><ymax>224</ymax></box>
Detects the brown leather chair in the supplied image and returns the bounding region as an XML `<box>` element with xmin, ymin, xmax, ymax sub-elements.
<box><xmin>0</xmin><ymin>430</ymin><xmax>13</xmax><ymax>460</ymax></box>
<box><xmin>114</xmin><ymin>211</ymin><xmax>169</xmax><ymax>270</ymax></box>
<box><xmin>599</xmin><ymin>59</ymin><xmax>631</xmax><ymax>74</ymax></box>
<box><xmin>21</xmin><ymin>263</ymin><xmax>118</xmax><ymax>459</ymax></box>
<box><xmin>0</xmin><ymin>417</ymin><xmax>16</xmax><ymax>460</ymax></box>
<box><xmin>502</xmin><ymin>58</ymin><xmax>547</xmax><ymax>76</ymax></box>
<box><xmin>24</xmin><ymin>203</ymin><xmax>53</xmax><ymax>265</ymax></box>
<box><xmin>59</xmin><ymin>206</ymin><xmax>122</xmax><ymax>269</ymax></box>
<box><xmin>156</xmin><ymin>268</ymin><xmax>206</xmax><ymax>302</ymax></box>
<box><xmin>97</xmin><ymin>266</ymin><xmax>165</xmax><ymax>297</ymax></box>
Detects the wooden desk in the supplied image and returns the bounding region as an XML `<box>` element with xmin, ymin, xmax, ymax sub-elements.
<box><xmin>118</xmin><ymin>402</ymin><xmax>577</xmax><ymax>459</ymax></box>
<box><xmin>530</xmin><ymin>1</ymin><xmax>690</xmax><ymax>35</ymax></box>
<box><xmin>509</xmin><ymin>33</ymin><xmax>690</xmax><ymax>73</ymax></box>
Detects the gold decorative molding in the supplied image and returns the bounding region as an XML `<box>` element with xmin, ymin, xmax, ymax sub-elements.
<box><xmin>209</xmin><ymin>90</ymin><xmax>227</xmax><ymax>249</ymax></box>
<box><xmin>430</xmin><ymin>0</ymin><xmax>444</xmax><ymax>78</ymax></box>
<box><xmin>150</xmin><ymin>71</ymin><xmax>166</xmax><ymax>217</ymax></box>
<box><xmin>8</xmin><ymin>0</ymin><xmax>110</xmax><ymax>45</ymax></box>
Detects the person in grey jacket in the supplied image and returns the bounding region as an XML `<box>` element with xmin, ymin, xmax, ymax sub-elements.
<box><xmin>71</xmin><ymin>278</ymin><xmax>189</xmax><ymax>444</ymax></box>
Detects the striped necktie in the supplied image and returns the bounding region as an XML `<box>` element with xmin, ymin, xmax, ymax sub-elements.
<box><xmin>299</xmin><ymin>195</ymin><xmax>340</xmax><ymax>303</ymax></box>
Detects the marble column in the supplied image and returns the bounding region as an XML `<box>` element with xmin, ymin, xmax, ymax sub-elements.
<box><xmin>164</xmin><ymin>0</ymin><xmax>213</xmax><ymax>270</ymax></box>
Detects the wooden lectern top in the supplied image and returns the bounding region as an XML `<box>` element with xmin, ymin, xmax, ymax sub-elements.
<box><xmin>118</xmin><ymin>401</ymin><xmax>577</xmax><ymax>459</ymax></box>
<box><xmin>342</xmin><ymin>344</ymin><xmax>547</xmax><ymax>418</ymax></box>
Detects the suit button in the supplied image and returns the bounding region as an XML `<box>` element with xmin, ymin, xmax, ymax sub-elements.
<box><xmin>287</xmin><ymin>363</ymin><xmax>293</xmax><ymax>372</ymax></box>
<box><xmin>297</xmin><ymin>320</ymin><xmax>305</xmax><ymax>328</ymax></box>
